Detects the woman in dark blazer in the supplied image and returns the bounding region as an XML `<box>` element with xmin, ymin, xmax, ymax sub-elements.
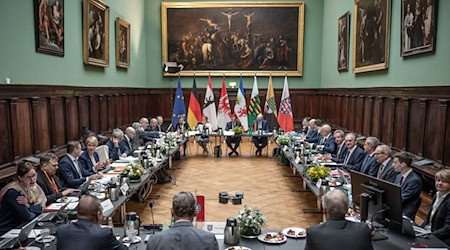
<box><xmin>78</xmin><ymin>136</ymin><xmax>109</xmax><ymax>177</ymax></box>
<box><xmin>422</xmin><ymin>169</ymin><xmax>450</xmax><ymax>246</ymax></box>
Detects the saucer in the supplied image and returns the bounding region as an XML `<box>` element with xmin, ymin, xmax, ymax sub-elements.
<box><xmin>35</xmin><ymin>235</ymin><xmax>55</xmax><ymax>244</ymax></box>
<box><xmin>122</xmin><ymin>235</ymin><xmax>141</xmax><ymax>244</ymax></box>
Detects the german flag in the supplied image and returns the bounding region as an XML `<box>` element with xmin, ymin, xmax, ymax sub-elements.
<box><xmin>187</xmin><ymin>78</ymin><xmax>202</xmax><ymax>129</ymax></box>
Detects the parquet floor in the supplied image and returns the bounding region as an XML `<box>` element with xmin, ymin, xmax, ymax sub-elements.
<box><xmin>127</xmin><ymin>139</ymin><xmax>322</xmax><ymax>230</ymax></box>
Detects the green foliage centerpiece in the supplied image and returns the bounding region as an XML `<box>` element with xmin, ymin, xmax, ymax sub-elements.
<box><xmin>276</xmin><ymin>134</ymin><xmax>291</xmax><ymax>146</ymax></box>
<box><xmin>237</xmin><ymin>206</ymin><xmax>267</xmax><ymax>238</ymax></box>
<box><xmin>232</xmin><ymin>126</ymin><xmax>243</xmax><ymax>135</ymax></box>
<box><xmin>305</xmin><ymin>165</ymin><xmax>330</xmax><ymax>182</ymax></box>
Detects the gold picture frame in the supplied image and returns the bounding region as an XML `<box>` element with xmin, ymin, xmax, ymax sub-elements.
<box><xmin>161</xmin><ymin>2</ymin><xmax>305</xmax><ymax>77</ymax></box>
<box><xmin>352</xmin><ymin>0</ymin><xmax>391</xmax><ymax>73</ymax></box>
<box><xmin>83</xmin><ymin>0</ymin><xmax>110</xmax><ymax>67</ymax></box>
<box><xmin>116</xmin><ymin>17</ymin><xmax>130</xmax><ymax>68</ymax></box>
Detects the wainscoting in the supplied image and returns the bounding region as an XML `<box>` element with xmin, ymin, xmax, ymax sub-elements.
<box><xmin>1</xmin><ymin>85</ymin><xmax>449</xmax><ymax>181</ymax></box>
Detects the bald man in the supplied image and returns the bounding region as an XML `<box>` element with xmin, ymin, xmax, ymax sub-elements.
<box><xmin>314</xmin><ymin>124</ymin><xmax>337</xmax><ymax>154</ymax></box>
<box><xmin>56</xmin><ymin>195</ymin><xmax>127</xmax><ymax>250</ymax></box>
<box><xmin>139</xmin><ymin>117</ymin><xmax>149</xmax><ymax>130</ymax></box>
<box><xmin>251</xmin><ymin>114</ymin><xmax>268</xmax><ymax>156</ymax></box>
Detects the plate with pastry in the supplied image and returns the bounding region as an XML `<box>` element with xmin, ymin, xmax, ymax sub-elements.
<box><xmin>282</xmin><ymin>227</ymin><xmax>307</xmax><ymax>238</ymax></box>
<box><xmin>257</xmin><ymin>232</ymin><xmax>287</xmax><ymax>244</ymax></box>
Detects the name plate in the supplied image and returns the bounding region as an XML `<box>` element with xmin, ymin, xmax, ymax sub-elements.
<box><xmin>295</xmin><ymin>156</ymin><xmax>301</xmax><ymax>164</ymax></box>
<box><xmin>152</xmin><ymin>158</ymin><xmax>159</xmax><ymax>166</ymax></box>
<box><xmin>316</xmin><ymin>179</ymin><xmax>322</xmax><ymax>189</ymax></box>
<box><xmin>283</xmin><ymin>145</ymin><xmax>288</xmax><ymax>151</ymax></box>
<box><xmin>101</xmin><ymin>199</ymin><xmax>114</xmax><ymax>212</ymax></box>
<box><xmin>120</xmin><ymin>183</ymin><xmax>129</xmax><ymax>196</ymax></box>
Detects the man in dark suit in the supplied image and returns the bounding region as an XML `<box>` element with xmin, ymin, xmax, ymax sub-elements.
<box><xmin>305</xmin><ymin>119</ymin><xmax>320</xmax><ymax>143</ymax></box>
<box><xmin>374</xmin><ymin>145</ymin><xmax>398</xmax><ymax>183</ymax></box>
<box><xmin>300</xmin><ymin>116</ymin><xmax>311</xmax><ymax>134</ymax></box>
<box><xmin>225</xmin><ymin>115</ymin><xmax>242</xmax><ymax>156</ymax></box>
<box><xmin>305</xmin><ymin>189</ymin><xmax>373</xmax><ymax>250</ymax></box>
<box><xmin>143</xmin><ymin>118</ymin><xmax>162</xmax><ymax>144</ymax></box>
<box><xmin>106</xmin><ymin>129</ymin><xmax>129</xmax><ymax>161</ymax></box>
<box><xmin>59</xmin><ymin>141</ymin><xmax>101</xmax><ymax>188</ymax></box>
<box><xmin>342</xmin><ymin>133</ymin><xmax>365</xmax><ymax>172</ymax></box>
<box><xmin>393</xmin><ymin>152</ymin><xmax>422</xmax><ymax>220</ymax></box>
<box><xmin>156</xmin><ymin>115</ymin><xmax>167</xmax><ymax>132</ymax></box>
<box><xmin>328</xmin><ymin>129</ymin><xmax>348</xmax><ymax>163</ymax></box>
<box><xmin>146</xmin><ymin>191</ymin><xmax>218</xmax><ymax>250</ymax></box>
<box><xmin>37</xmin><ymin>153</ymin><xmax>78</xmax><ymax>205</ymax></box>
<box><xmin>314</xmin><ymin>124</ymin><xmax>336</xmax><ymax>154</ymax></box>
<box><xmin>360</xmin><ymin>137</ymin><xmax>380</xmax><ymax>177</ymax></box>
<box><xmin>123</xmin><ymin>126</ymin><xmax>136</xmax><ymax>154</ymax></box>
<box><xmin>251</xmin><ymin>114</ymin><xmax>268</xmax><ymax>156</ymax></box>
<box><xmin>56</xmin><ymin>195</ymin><xmax>127</xmax><ymax>250</ymax></box>
<box><xmin>421</xmin><ymin>169</ymin><xmax>450</xmax><ymax>246</ymax></box>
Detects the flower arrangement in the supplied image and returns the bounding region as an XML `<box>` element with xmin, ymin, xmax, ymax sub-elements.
<box><xmin>276</xmin><ymin>134</ymin><xmax>291</xmax><ymax>145</ymax></box>
<box><xmin>232</xmin><ymin>126</ymin><xmax>243</xmax><ymax>135</ymax></box>
<box><xmin>305</xmin><ymin>165</ymin><xmax>330</xmax><ymax>182</ymax></box>
<box><xmin>166</xmin><ymin>132</ymin><xmax>183</xmax><ymax>146</ymax></box>
<box><xmin>237</xmin><ymin>206</ymin><xmax>267</xmax><ymax>237</ymax></box>
<box><xmin>154</xmin><ymin>140</ymin><xmax>168</xmax><ymax>155</ymax></box>
<box><xmin>126</xmin><ymin>162</ymin><xmax>144</xmax><ymax>180</ymax></box>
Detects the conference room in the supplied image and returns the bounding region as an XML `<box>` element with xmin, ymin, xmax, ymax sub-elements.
<box><xmin>0</xmin><ymin>0</ymin><xmax>449</xmax><ymax>249</ymax></box>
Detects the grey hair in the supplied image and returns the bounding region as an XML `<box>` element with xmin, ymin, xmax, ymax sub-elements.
<box><xmin>172</xmin><ymin>192</ymin><xmax>196</xmax><ymax>218</ymax></box>
<box><xmin>333</xmin><ymin>129</ymin><xmax>345</xmax><ymax>137</ymax></box>
<box><xmin>365</xmin><ymin>137</ymin><xmax>379</xmax><ymax>149</ymax></box>
<box><xmin>112</xmin><ymin>128</ymin><xmax>124</xmax><ymax>138</ymax></box>
<box><xmin>323</xmin><ymin>189</ymin><xmax>349</xmax><ymax>219</ymax></box>
<box><xmin>132</xmin><ymin>122</ymin><xmax>142</xmax><ymax>130</ymax></box>
<box><xmin>125</xmin><ymin>127</ymin><xmax>135</xmax><ymax>134</ymax></box>
<box><xmin>377</xmin><ymin>144</ymin><xmax>392</xmax><ymax>157</ymax></box>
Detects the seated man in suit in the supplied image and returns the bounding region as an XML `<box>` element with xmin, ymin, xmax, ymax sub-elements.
<box><xmin>139</xmin><ymin>117</ymin><xmax>149</xmax><ymax>130</ymax></box>
<box><xmin>305</xmin><ymin>119</ymin><xmax>320</xmax><ymax>143</ymax></box>
<box><xmin>156</xmin><ymin>115</ymin><xmax>167</xmax><ymax>132</ymax></box>
<box><xmin>325</xmin><ymin>129</ymin><xmax>348</xmax><ymax>163</ymax></box>
<box><xmin>314</xmin><ymin>124</ymin><xmax>336</xmax><ymax>154</ymax></box>
<box><xmin>123</xmin><ymin>126</ymin><xmax>136</xmax><ymax>154</ymax></box>
<box><xmin>146</xmin><ymin>191</ymin><xmax>218</xmax><ymax>250</ymax></box>
<box><xmin>56</xmin><ymin>194</ymin><xmax>127</xmax><ymax>250</ymax></box>
<box><xmin>342</xmin><ymin>133</ymin><xmax>365</xmax><ymax>172</ymax></box>
<box><xmin>37</xmin><ymin>153</ymin><xmax>78</xmax><ymax>205</ymax></box>
<box><xmin>421</xmin><ymin>169</ymin><xmax>450</xmax><ymax>245</ymax></box>
<box><xmin>132</xmin><ymin>122</ymin><xmax>145</xmax><ymax>148</ymax></box>
<box><xmin>106</xmin><ymin>129</ymin><xmax>129</xmax><ymax>161</ymax></box>
<box><xmin>360</xmin><ymin>137</ymin><xmax>380</xmax><ymax>177</ymax></box>
<box><xmin>225</xmin><ymin>114</ymin><xmax>242</xmax><ymax>156</ymax></box>
<box><xmin>393</xmin><ymin>152</ymin><xmax>422</xmax><ymax>220</ymax></box>
<box><xmin>175</xmin><ymin>116</ymin><xmax>190</xmax><ymax>156</ymax></box>
<box><xmin>300</xmin><ymin>116</ymin><xmax>311</xmax><ymax>135</ymax></box>
<box><xmin>374</xmin><ymin>145</ymin><xmax>398</xmax><ymax>183</ymax></box>
<box><xmin>305</xmin><ymin>189</ymin><xmax>373</xmax><ymax>250</ymax></box>
<box><xmin>59</xmin><ymin>141</ymin><xmax>101</xmax><ymax>188</ymax></box>
<box><xmin>251</xmin><ymin>114</ymin><xmax>268</xmax><ymax>156</ymax></box>
<box><xmin>143</xmin><ymin>118</ymin><xmax>162</xmax><ymax>144</ymax></box>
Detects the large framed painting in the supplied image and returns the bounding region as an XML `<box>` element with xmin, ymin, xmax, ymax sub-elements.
<box><xmin>34</xmin><ymin>0</ymin><xmax>64</xmax><ymax>56</ymax></box>
<box><xmin>352</xmin><ymin>0</ymin><xmax>391</xmax><ymax>73</ymax></box>
<box><xmin>161</xmin><ymin>2</ymin><xmax>305</xmax><ymax>76</ymax></box>
<box><xmin>401</xmin><ymin>0</ymin><xmax>437</xmax><ymax>57</ymax></box>
<box><xmin>83</xmin><ymin>0</ymin><xmax>110</xmax><ymax>67</ymax></box>
<box><xmin>338</xmin><ymin>12</ymin><xmax>350</xmax><ymax>72</ymax></box>
<box><xmin>116</xmin><ymin>17</ymin><xmax>130</xmax><ymax>68</ymax></box>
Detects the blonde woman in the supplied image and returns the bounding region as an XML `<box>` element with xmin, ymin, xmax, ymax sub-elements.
<box><xmin>79</xmin><ymin>136</ymin><xmax>110</xmax><ymax>176</ymax></box>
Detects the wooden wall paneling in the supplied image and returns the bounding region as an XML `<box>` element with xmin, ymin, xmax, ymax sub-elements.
<box><xmin>0</xmin><ymin>100</ymin><xmax>13</xmax><ymax>165</ymax></box>
<box><xmin>332</xmin><ymin>95</ymin><xmax>339</xmax><ymax>125</ymax></box>
<box><xmin>362</xmin><ymin>96</ymin><xmax>373</xmax><ymax>136</ymax></box>
<box><xmin>311</xmin><ymin>94</ymin><xmax>319</xmax><ymax>118</ymax></box>
<box><xmin>407</xmin><ymin>99</ymin><xmax>427</xmax><ymax>156</ymax></box>
<box><xmin>89</xmin><ymin>95</ymin><xmax>100</xmax><ymax>133</ymax></box>
<box><xmin>393</xmin><ymin>98</ymin><xmax>410</xmax><ymax>150</ymax></box>
<box><xmin>132</xmin><ymin>94</ymin><xmax>140</xmax><ymax>121</ymax></box>
<box><xmin>77</xmin><ymin>96</ymin><xmax>90</xmax><ymax>130</ymax></box>
<box><xmin>31</xmin><ymin>97</ymin><xmax>50</xmax><ymax>154</ymax></box>
<box><xmin>10</xmin><ymin>98</ymin><xmax>33</xmax><ymax>159</ymax></box>
<box><xmin>335</xmin><ymin>95</ymin><xmax>343</xmax><ymax>126</ymax></box>
<box><xmin>423</xmin><ymin>100</ymin><xmax>448</xmax><ymax>163</ymax></box>
<box><xmin>107</xmin><ymin>95</ymin><xmax>115</xmax><ymax>130</ymax></box>
<box><xmin>115</xmin><ymin>95</ymin><xmax>123</xmax><ymax>127</ymax></box>
<box><xmin>122</xmin><ymin>95</ymin><xmax>129</xmax><ymax>124</ymax></box>
<box><xmin>348</xmin><ymin>96</ymin><xmax>357</xmax><ymax>132</ymax></box>
<box><xmin>65</xmin><ymin>97</ymin><xmax>80</xmax><ymax>141</ymax></box>
<box><xmin>444</xmin><ymin>102</ymin><xmax>450</xmax><ymax>167</ymax></box>
<box><xmin>381</xmin><ymin>97</ymin><xmax>395</xmax><ymax>146</ymax></box>
<box><xmin>49</xmin><ymin>97</ymin><xmax>66</xmax><ymax>147</ymax></box>
<box><xmin>371</xmin><ymin>97</ymin><xmax>383</xmax><ymax>139</ymax></box>
<box><xmin>341</xmin><ymin>96</ymin><xmax>349</xmax><ymax>129</ymax></box>
<box><xmin>355</xmin><ymin>96</ymin><xmax>364</xmax><ymax>134</ymax></box>
<box><xmin>99</xmin><ymin>95</ymin><xmax>108</xmax><ymax>132</ymax></box>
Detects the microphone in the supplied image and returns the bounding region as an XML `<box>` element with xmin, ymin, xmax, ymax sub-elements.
<box><xmin>166</xmin><ymin>123</ymin><xmax>173</xmax><ymax>133</ymax></box>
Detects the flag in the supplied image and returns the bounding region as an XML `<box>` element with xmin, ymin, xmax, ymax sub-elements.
<box><xmin>187</xmin><ymin>78</ymin><xmax>202</xmax><ymax>129</ymax></box>
<box><xmin>278</xmin><ymin>76</ymin><xmax>294</xmax><ymax>132</ymax></box>
<box><xmin>248</xmin><ymin>75</ymin><xmax>261</xmax><ymax>128</ymax></box>
<box><xmin>171</xmin><ymin>76</ymin><xmax>186</xmax><ymax>127</ymax></box>
<box><xmin>217</xmin><ymin>76</ymin><xmax>232</xmax><ymax>129</ymax></box>
<box><xmin>234</xmin><ymin>76</ymin><xmax>248</xmax><ymax>131</ymax></box>
<box><xmin>264</xmin><ymin>75</ymin><xmax>278</xmax><ymax>131</ymax></box>
<box><xmin>203</xmin><ymin>76</ymin><xmax>218</xmax><ymax>131</ymax></box>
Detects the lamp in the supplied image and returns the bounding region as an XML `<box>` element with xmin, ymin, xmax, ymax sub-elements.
<box><xmin>163</xmin><ymin>62</ymin><xmax>184</xmax><ymax>73</ymax></box>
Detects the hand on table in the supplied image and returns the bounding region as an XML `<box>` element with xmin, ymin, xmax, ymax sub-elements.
<box><xmin>62</xmin><ymin>188</ymin><xmax>79</xmax><ymax>196</ymax></box>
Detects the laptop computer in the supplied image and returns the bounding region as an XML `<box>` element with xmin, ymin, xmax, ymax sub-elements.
<box><xmin>70</xmin><ymin>179</ymin><xmax>91</xmax><ymax>198</ymax></box>
<box><xmin>402</xmin><ymin>216</ymin><xmax>431</xmax><ymax>237</ymax></box>
<box><xmin>0</xmin><ymin>216</ymin><xmax>38</xmax><ymax>249</ymax></box>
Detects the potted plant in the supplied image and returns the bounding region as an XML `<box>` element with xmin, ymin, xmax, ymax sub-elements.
<box><xmin>276</xmin><ymin>134</ymin><xmax>291</xmax><ymax>146</ymax></box>
<box><xmin>127</xmin><ymin>162</ymin><xmax>144</xmax><ymax>182</ymax></box>
<box><xmin>232</xmin><ymin>126</ymin><xmax>243</xmax><ymax>135</ymax></box>
<box><xmin>305</xmin><ymin>165</ymin><xmax>330</xmax><ymax>183</ymax></box>
<box><xmin>236</xmin><ymin>206</ymin><xmax>267</xmax><ymax>238</ymax></box>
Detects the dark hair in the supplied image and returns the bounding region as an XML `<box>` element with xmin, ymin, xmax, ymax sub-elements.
<box><xmin>67</xmin><ymin>141</ymin><xmax>81</xmax><ymax>154</ymax></box>
<box><xmin>303</xmin><ymin>117</ymin><xmax>311</xmax><ymax>122</ymax></box>
<box><xmin>393</xmin><ymin>152</ymin><xmax>412</xmax><ymax>166</ymax></box>
<box><xmin>315</xmin><ymin>119</ymin><xmax>323</xmax><ymax>126</ymax></box>
<box><xmin>40</xmin><ymin>152</ymin><xmax>58</xmax><ymax>166</ymax></box>
<box><xmin>17</xmin><ymin>162</ymin><xmax>34</xmax><ymax>177</ymax></box>
<box><xmin>172</xmin><ymin>192</ymin><xmax>196</xmax><ymax>218</ymax></box>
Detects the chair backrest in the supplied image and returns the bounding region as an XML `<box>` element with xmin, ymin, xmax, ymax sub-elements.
<box><xmin>95</xmin><ymin>145</ymin><xmax>109</xmax><ymax>163</ymax></box>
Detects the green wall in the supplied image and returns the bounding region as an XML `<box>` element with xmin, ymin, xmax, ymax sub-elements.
<box><xmin>321</xmin><ymin>0</ymin><xmax>450</xmax><ymax>88</ymax></box>
<box><xmin>146</xmin><ymin>0</ymin><xmax>324</xmax><ymax>90</ymax></box>
<box><xmin>0</xmin><ymin>0</ymin><xmax>147</xmax><ymax>87</ymax></box>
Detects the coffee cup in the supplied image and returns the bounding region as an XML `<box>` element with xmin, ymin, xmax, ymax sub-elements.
<box><xmin>127</xmin><ymin>229</ymin><xmax>137</xmax><ymax>242</ymax></box>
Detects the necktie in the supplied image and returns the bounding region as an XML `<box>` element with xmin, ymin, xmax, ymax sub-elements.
<box><xmin>377</xmin><ymin>164</ymin><xmax>385</xmax><ymax>178</ymax></box>
<box><xmin>73</xmin><ymin>159</ymin><xmax>82</xmax><ymax>177</ymax></box>
<box><xmin>344</xmin><ymin>150</ymin><xmax>352</xmax><ymax>165</ymax></box>
<box><xmin>336</xmin><ymin>144</ymin><xmax>343</xmax><ymax>160</ymax></box>
<box><xmin>361</xmin><ymin>155</ymin><xmax>369</xmax><ymax>173</ymax></box>
<box><xmin>399</xmin><ymin>176</ymin><xmax>404</xmax><ymax>186</ymax></box>
<box><xmin>127</xmin><ymin>138</ymin><xmax>132</xmax><ymax>151</ymax></box>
